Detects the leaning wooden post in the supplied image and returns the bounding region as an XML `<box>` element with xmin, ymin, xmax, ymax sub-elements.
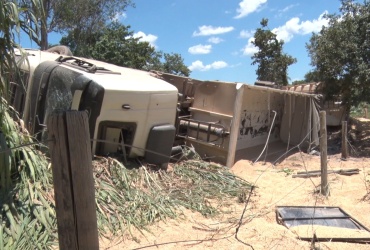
<box><xmin>48</xmin><ymin>111</ymin><xmax>99</xmax><ymax>250</ymax></box>
<box><xmin>320</xmin><ymin>111</ymin><xmax>329</xmax><ymax>196</ymax></box>
<box><xmin>341</xmin><ymin>121</ymin><xmax>349</xmax><ymax>159</ymax></box>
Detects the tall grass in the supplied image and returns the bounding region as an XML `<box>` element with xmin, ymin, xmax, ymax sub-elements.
<box><xmin>0</xmin><ymin>1</ymin><xmax>57</xmax><ymax>249</ymax></box>
<box><xmin>93</xmin><ymin>157</ymin><xmax>252</xmax><ymax>239</ymax></box>
<box><xmin>0</xmin><ymin>99</ymin><xmax>58</xmax><ymax>249</ymax></box>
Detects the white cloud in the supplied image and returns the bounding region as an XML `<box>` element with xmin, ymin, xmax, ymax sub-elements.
<box><xmin>120</xmin><ymin>13</ymin><xmax>127</xmax><ymax>19</ymax></box>
<box><xmin>133</xmin><ymin>31</ymin><xmax>158</xmax><ymax>47</ymax></box>
<box><xmin>280</xmin><ymin>4</ymin><xmax>298</xmax><ymax>13</ymax></box>
<box><xmin>212</xmin><ymin>61</ymin><xmax>228</xmax><ymax>69</ymax></box>
<box><xmin>234</xmin><ymin>0</ymin><xmax>267</xmax><ymax>19</ymax></box>
<box><xmin>188</xmin><ymin>44</ymin><xmax>212</xmax><ymax>54</ymax></box>
<box><xmin>189</xmin><ymin>60</ymin><xmax>228</xmax><ymax>71</ymax></box>
<box><xmin>275</xmin><ymin>4</ymin><xmax>299</xmax><ymax>18</ymax></box>
<box><xmin>240</xmin><ymin>12</ymin><xmax>329</xmax><ymax>57</ymax></box>
<box><xmin>193</xmin><ymin>25</ymin><xmax>234</xmax><ymax>36</ymax></box>
<box><xmin>242</xmin><ymin>37</ymin><xmax>258</xmax><ymax>56</ymax></box>
<box><xmin>239</xmin><ymin>30</ymin><xmax>254</xmax><ymax>39</ymax></box>
<box><xmin>208</xmin><ymin>37</ymin><xmax>223</xmax><ymax>44</ymax></box>
<box><xmin>272</xmin><ymin>11</ymin><xmax>329</xmax><ymax>42</ymax></box>
<box><xmin>113</xmin><ymin>12</ymin><xmax>127</xmax><ymax>21</ymax></box>
<box><xmin>229</xmin><ymin>62</ymin><xmax>242</xmax><ymax>68</ymax></box>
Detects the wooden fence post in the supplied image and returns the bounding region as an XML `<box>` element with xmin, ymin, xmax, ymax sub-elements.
<box><xmin>320</xmin><ymin>111</ymin><xmax>329</xmax><ymax>196</ymax></box>
<box><xmin>48</xmin><ymin>111</ymin><xmax>99</xmax><ymax>250</ymax></box>
<box><xmin>341</xmin><ymin>121</ymin><xmax>349</xmax><ymax>159</ymax></box>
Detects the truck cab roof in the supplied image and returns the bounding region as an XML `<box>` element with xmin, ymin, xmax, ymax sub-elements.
<box><xmin>17</xmin><ymin>49</ymin><xmax>178</xmax><ymax>93</ymax></box>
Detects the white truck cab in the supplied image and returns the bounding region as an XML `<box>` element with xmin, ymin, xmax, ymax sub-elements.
<box><xmin>13</xmin><ymin>48</ymin><xmax>178</xmax><ymax>165</ymax></box>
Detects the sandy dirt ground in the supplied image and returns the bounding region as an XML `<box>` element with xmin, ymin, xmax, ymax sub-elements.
<box><xmin>100</xmin><ymin>150</ymin><xmax>370</xmax><ymax>250</ymax></box>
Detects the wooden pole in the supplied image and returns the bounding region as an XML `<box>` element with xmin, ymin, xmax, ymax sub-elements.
<box><xmin>341</xmin><ymin>121</ymin><xmax>349</xmax><ymax>159</ymax></box>
<box><xmin>320</xmin><ymin>111</ymin><xmax>329</xmax><ymax>196</ymax></box>
<box><xmin>365</xmin><ymin>108</ymin><xmax>368</xmax><ymax>119</ymax></box>
<box><xmin>48</xmin><ymin>111</ymin><xmax>99</xmax><ymax>250</ymax></box>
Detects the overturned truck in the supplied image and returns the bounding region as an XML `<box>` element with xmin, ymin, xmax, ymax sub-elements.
<box><xmin>11</xmin><ymin>48</ymin><xmax>320</xmax><ymax>167</ymax></box>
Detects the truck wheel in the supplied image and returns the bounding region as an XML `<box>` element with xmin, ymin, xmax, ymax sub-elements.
<box><xmin>46</xmin><ymin>46</ymin><xmax>73</xmax><ymax>56</ymax></box>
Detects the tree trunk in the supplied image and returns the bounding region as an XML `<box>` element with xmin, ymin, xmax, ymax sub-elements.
<box><xmin>40</xmin><ymin>0</ymin><xmax>49</xmax><ymax>50</ymax></box>
<box><xmin>40</xmin><ymin>23</ymin><xmax>49</xmax><ymax>50</ymax></box>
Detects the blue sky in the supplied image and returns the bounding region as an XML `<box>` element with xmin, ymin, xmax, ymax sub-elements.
<box><xmin>21</xmin><ymin>0</ymin><xmax>343</xmax><ymax>85</ymax></box>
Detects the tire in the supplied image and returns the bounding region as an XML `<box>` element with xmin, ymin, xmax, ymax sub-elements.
<box><xmin>46</xmin><ymin>46</ymin><xmax>73</xmax><ymax>56</ymax></box>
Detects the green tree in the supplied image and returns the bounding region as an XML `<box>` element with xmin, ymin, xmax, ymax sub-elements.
<box><xmin>18</xmin><ymin>0</ymin><xmax>133</xmax><ymax>50</ymax></box>
<box><xmin>59</xmin><ymin>30</ymin><xmax>98</xmax><ymax>57</ymax></box>
<box><xmin>1</xmin><ymin>0</ymin><xmax>42</xmax><ymax>99</ymax></box>
<box><xmin>291</xmin><ymin>71</ymin><xmax>321</xmax><ymax>85</ymax></box>
<box><xmin>304</xmin><ymin>70</ymin><xmax>320</xmax><ymax>83</ymax></box>
<box><xmin>95</xmin><ymin>22</ymin><xmax>162</xmax><ymax>70</ymax></box>
<box><xmin>61</xmin><ymin>22</ymin><xmax>162</xmax><ymax>69</ymax></box>
<box><xmin>61</xmin><ymin>22</ymin><xmax>190</xmax><ymax>76</ymax></box>
<box><xmin>307</xmin><ymin>0</ymin><xmax>370</xmax><ymax>107</ymax></box>
<box><xmin>163</xmin><ymin>53</ymin><xmax>191</xmax><ymax>77</ymax></box>
<box><xmin>291</xmin><ymin>80</ymin><xmax>307</xmax><ymax>85</ymax></box>
<box><xmin>251</xmin><ymin>18</ymin><xmax>297</xmax><ymax>86</ymax></box>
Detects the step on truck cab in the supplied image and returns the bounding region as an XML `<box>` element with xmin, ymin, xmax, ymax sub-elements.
<box><xmin>12</xmin><ymin>48</ymin><xmax>178</xmax><ymax>165</ymax></box>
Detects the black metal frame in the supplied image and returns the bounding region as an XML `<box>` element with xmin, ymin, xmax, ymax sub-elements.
<box><xmin>176</xmin><ymin>116</ymin><xmax>229</xmax><ymax>145</ymax></box>
<box><xmin>276</xmin><ymin>206</ymin><xmax>370</xmax><ymax>243</ymax></box>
